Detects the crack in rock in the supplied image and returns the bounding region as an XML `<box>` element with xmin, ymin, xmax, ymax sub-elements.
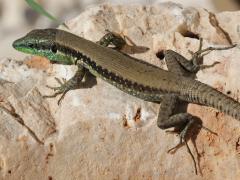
<box><xmin>208</xmin><ymin>11</ymin><xmax>233</xmax><ymax>44</ymax></box>
<box><xmin>0</xmin><ymin>103</ymin><xmax>44</xmax><ymax>145</ymax></box>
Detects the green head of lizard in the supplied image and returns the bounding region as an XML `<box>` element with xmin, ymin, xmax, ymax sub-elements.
<box><xmin>12</xmin><ymin>29</ymin><xmax>75</xmax><ymax>65</ymax></box>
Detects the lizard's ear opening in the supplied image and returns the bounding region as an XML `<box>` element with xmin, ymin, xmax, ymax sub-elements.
<box><xmin>51</xmin><ymin>44</ymin><xmax>58</xmax><ymax>53</ymax></box>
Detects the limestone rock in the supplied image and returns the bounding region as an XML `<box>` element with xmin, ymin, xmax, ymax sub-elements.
<box><xmin>1</xmin><ymin>3</ymin><xmax>240</xmax><ymax>179</ymax></box>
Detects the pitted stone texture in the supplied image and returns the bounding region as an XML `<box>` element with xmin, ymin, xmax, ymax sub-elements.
<box><xmin>1</xmin><ymin>3</ymin><xmax>240</xmax><ymax>180</ymax></box>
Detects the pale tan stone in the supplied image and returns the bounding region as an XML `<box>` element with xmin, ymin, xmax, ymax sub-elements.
<box><xmin>1</xmin><ymin>3</ymin><xmax>240</xmax><ymax>179</ymax></box>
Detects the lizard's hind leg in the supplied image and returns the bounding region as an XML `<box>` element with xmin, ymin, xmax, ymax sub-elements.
<box><xmin>189</xmin><ymin>38</ymin><xmax>236</xmax><ymax>70</ymax></box>
<box><xmin>157</xmin><ymin>94</ymin><xmax>199</xmax><ymax>174</ymax></box>
<box><xmin>162</xmin><ymin>39</ymin><xmax>206</xmax><ymax>75</ymax></box>
<box><xmin>163</xmin><ymin>38</ymin><xmax>236</xmax><ymax>76</ymax></box>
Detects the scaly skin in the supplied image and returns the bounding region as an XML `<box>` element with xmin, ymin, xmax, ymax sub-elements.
<box><xmin>12</xmin><ymin>29</ymin><xmax>238</xmax><ymax>174</ymax></box>
<box><xmin>12</xmin><ymin>29</ymin><xmax>240</xmax><ymax>120</ymax></box>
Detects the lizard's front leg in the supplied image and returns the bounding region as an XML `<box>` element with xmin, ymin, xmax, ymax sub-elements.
<box><xmin>44</xmin><ymin>65</ymin><xmax>87</xmax><ymax>105</ymax></box>
<box><xmin>44</xmin><ymin>31</ymin><xmax>126</xmax><ymax>105</ymax></box>
<box><xmin>97</xmin><ymin>30</ymin><xmax>126</xmax><ymax>49</ymax></box>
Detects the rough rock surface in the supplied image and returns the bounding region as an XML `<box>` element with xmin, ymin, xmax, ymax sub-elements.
<box><xmin>1</xmin><ymin>3</ymin><xmax>240</xmax><ymax>179</ymax></box>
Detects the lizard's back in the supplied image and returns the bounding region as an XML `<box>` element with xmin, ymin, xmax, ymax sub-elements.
<box><xmin>56</xmin><ymin>30</ymin><xmax>191</xmax><ymax>96</ymax></box>
<box><xmin>12</xmin><ymin>29</ymin><xmax>240</xmax><ymax>120</ymax></box>
<box><xmin>56</xmin><ymin>30</ymin><xmax>240</xmax><ymax>120</ymax></box>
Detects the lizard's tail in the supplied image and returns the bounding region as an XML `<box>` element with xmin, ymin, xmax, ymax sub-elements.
<box><xmin>186</xmin><ymin>82</ymin><xmax>240</xmax><ymax>121</ymax></box>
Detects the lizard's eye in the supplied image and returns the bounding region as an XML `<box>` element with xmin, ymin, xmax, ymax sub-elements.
<box><xmin>51</xmin><ymin>44</ymin><xmax>58</xmax><ymax>53</ymax></box>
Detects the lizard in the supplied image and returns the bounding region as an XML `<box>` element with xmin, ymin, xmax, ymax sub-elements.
<box><xmin>12</xmin><ymin>28</ymin><xmax>238</xmax><ymax>174</ymax></box>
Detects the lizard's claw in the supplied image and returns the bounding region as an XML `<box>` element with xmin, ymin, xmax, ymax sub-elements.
<box><xmin>167</xmin><ymin>132</ymin><xmax>185</xmax><ymax>154</ymax></box>
<box><xmin>167</xmin><ymin>134</ymin><xmax>198</xmax><ymax>174</ymax></box>
<box><xmin>167</xmin><ymin>137</ymin><xmax>183</xmax><ymax>154</ymax></box>
<box><xmin>54</xmin><ymin>77</ymin><xmax>67</xmax><ymax>85</ymax></box>
<box><xmin>188</xmin><ymin>50</ymin><xmax>194</xmax><ymax>56</ymax></box>
<box><xmin>43</xmin><ymin>90</ymin><xmax>69</xmax><ymax>105</ymax></box>
<box><xmin>199</xmin><ymin>61</ymin><xmax>220</xmax><ymax>70</ymax></box>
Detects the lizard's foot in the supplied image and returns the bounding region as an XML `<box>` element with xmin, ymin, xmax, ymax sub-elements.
<box><xmin>190</xmin><ymin>38</ymin><xmax>237</xmax><ymax>68</ymax></box>
<box><xmin>44</xmin><ymin>77</ymin><xmax>78</xmax><ymax>105</ymax></box>
<box><xmin>165</xmin><ymin>116</ymin><xmax>198</xmax><ymax>174</ymax></box>
<box><xmin>168</xmin><ymin>136</ymin><xmax>198</xmax><ymax>175</ymax></box>
<box><xmin>98</xmin><ymin>30</ymin><xmax>149</xmax><ymax>54</ymax></box>
<box><xmin>43</xmin><ymin>66</ymin><xmax>87</xmax><ymax>105</ymax></box>
<box><xmin>97</xmin><ymin>30</ymin><xmax>126</xmax><ymax>49</ymax></box>
<box><xmin>166</xmin><ymin>117</ymin><xmax>196</xmax><ymax>153</ymax></box>
<box><xmin>165</xmin><ymin>118</ymin><xmax>217</xmax><ymax>175</ymax></box>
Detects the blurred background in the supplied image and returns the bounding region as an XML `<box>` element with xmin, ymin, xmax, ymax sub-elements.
<box><xmin>0</xmin><ymin>0</ymin><xmax>240</xmax><ymax>59</ymax></box>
